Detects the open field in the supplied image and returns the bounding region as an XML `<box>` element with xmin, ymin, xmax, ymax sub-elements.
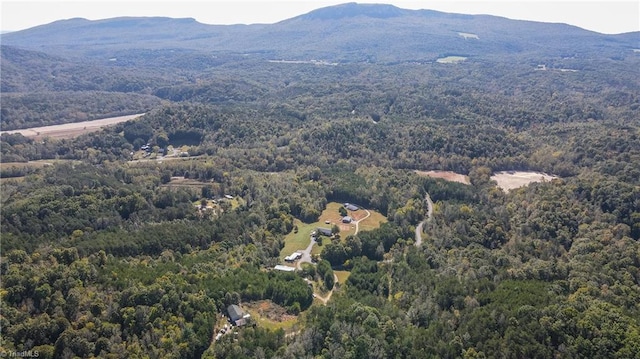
<box><xmin>317</xmin><ymin>202</ymin><xmax>357</xmax><ymax>238</ymax></box>
<box><xmin>0</xmin><ymin>113</ymin><xmax>144</xmax><ymax>139</ymax></box>
<box><xmin>415</xmin><ymin>170</ymin><xmax>470</xmax><ymax>185</ymax></box>
<box><xmin>280</xmin><ymin>219</ymin><xmax>316</xmax><ymax>260</ymax></box>
<box><xmin>358</xmin><ymin>210</ymin><xmax>388</xmax><ymax>232</ymax></box>
<box><xmin>491</xmin><ymin>171</ymin><xmax>559</xmax><ymax>192</ymax></box>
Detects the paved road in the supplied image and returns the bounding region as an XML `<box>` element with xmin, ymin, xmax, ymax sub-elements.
<box><xmin>415</xmin><ymin>193</ymin><xmax>433</xmax><ymax>247</ymax></box>
<box><xmin>296</xmin><ymin>235</ymin><xmax>316</xmax><ymax>270</ymax></box>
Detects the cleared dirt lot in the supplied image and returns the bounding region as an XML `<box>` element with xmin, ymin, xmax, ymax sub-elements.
<box><xmin>0</xmin><ymin>114</ymin><xmax>144</xmax><ymax>139</ymax></box>
<box><xmin>414</xmin><ymin>170</ymin><xmax>471</xmax><ymax>185</ymax></box>
<box><xmin>491</xmin><ymin>171</ymin><xmax>558</xmax><ymax>192</ymax></box>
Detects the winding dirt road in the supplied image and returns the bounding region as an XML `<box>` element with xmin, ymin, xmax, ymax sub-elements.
<box><xmin>354</xmin><ymin>209</ymin><xmax>371</xmax><ymax>235</ymax></box>
<box><xmin>415</xmin><ymin>193</ymin><xmax>433</xmax><ymax>247</ymax></box>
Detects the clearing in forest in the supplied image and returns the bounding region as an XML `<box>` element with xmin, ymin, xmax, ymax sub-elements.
<box><xmin>0</xmin><ymin>114</ymin><xmax>144</xmax><ymax>139</ymax></box>
<box><xmin>491</xmin><ymin>171</ymin><xmax>558</xmax><ymax>192</ymax></box>
<box><xmin>414</xmin><ymin>170</ymin><xmax>471</xmax><ymax>185</ymax></box>
<box><xmin>161</xmin><ymin>176</ymin><xmax>204</xmax><ymax>189</ymax></box>
<box><xmin>458</xmin><ymin>32</ymin><xmax>479</xmax><ymax>39</ymax></box>
<box><xmin>436</xmin><ymin>56</ymin><xmax>467</xmax><ymax>64</ymax></box>
<box><xmin>280</xmin><ymin>202</ymin><xmax>387</xmax><ymax>259</ymax></box>
<box><xmin>243</xmin><ymin>300</ymin><xmax>298</xmax><ymax>331</ymax></box>
<box><xmin>334</xmin><ymin>270</ymin><xmax>351</xmax><ymax>284</ymax></box>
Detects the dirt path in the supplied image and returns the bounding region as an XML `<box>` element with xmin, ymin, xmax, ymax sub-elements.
<box><xmin>415</xmin><ymin>193</ymin><xmax>433</xmax><ymax>247</ymax></box>
<box><xmin>314</xmin><ymin>273</ymin><xmax>339</xmax><ymax>305</ymax></box>
<box><xmin>354</xmin><ymin>209</ymin><xmax>371</xmax><ymax>235</ymax></box>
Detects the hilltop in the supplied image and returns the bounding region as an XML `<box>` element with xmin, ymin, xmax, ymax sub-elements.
<box><xmin>2</xmin><ymin>3</ymin><xmax>637</xmax><ymax>63</ymax></box>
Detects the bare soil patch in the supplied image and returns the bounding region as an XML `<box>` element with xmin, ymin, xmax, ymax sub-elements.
<box><xmin>415</xmin><ymin>170</ymin><xmax>470</xmax><ymax>185</ymax></box>
<box><xmin>491</xmin><ymin>171</ymin><xmax>558</xmax><ymax>192</ymax></box>
<box><xmin>0</xmin><ymin>114</ymin><xmax>144</xmax><ymax>139</ymax></box>
<box><xmin>339</xmin><ymin>223</ymin><xmax>354</xmax><ymax>232</ymax></box>
<box><xmin>244</xmin><ymin>300</ymin><xmax>297</xmax><ymax>323</ymax></box>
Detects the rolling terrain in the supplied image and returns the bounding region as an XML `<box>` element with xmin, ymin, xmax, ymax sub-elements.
<box><xmin>1</xmin><ymin>3</ymin><xmax>640</xmax><ymax>359</ymax></box>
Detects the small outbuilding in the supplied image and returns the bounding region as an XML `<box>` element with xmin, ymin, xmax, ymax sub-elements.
<box><xmin>342</xmin><ymin>216</ymin><xmax>352</xmax><ymax>223</ymax></box>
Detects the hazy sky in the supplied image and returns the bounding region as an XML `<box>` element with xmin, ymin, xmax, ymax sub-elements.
<box><xmin>1</xmin><ymin>0</ymin><xmax>638</xmax><ymax>34</ymax></box>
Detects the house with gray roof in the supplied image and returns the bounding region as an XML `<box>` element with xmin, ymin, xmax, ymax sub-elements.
<box><xmin>227</xmin><ymin>304</ymin><xmax>250</xmax><ymax>326</ymax></box>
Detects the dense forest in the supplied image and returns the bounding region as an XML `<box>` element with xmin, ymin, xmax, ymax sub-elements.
<box><xmin>1</xmin><ymin>4</ymin><xmax>640</xmax><ymax>359</ymax></box>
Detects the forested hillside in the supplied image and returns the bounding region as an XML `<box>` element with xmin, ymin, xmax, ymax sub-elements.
<box><xmin>1</xmin><ymin>3</ymin><xmax>639</xmax><ymax>359</ymax></box>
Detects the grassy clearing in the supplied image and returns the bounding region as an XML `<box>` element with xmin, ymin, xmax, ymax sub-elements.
<box><xmin>280</xmin><ymin>202</ymin><xmax>388</xmax><ymax>259</ymax></box>
<box><xmin>334</xmin><ymin>270</ymin><xmax>351</xmax><ymax>285</ymax></box>
<box><xmin>318</xmin><ymin>202</ymin><xmax>345</xmax><ymax>226</ymax></box>
<box><xmin>358</xmin><ymin>210</ymin><xmax>388</xmax><ymax>233</ymax></box>
<box><xmin>228</xmin><ymin>197</ymin><xmax>241</xmax><ymax>210</ymax></box>
<box><xmin>280</xmin><ymin>219</ymin><xmax>315</xmax><ymax>260</ymax></box>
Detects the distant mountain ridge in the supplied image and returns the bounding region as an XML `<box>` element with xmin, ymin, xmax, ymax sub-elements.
<box><xmin>1</xmin><ymin>2</ymin><xmax>638</xmax><ymax>63</ymax></box>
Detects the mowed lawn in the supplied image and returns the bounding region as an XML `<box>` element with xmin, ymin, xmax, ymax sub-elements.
<box><xmin>311</xmin><ymin>236</ymin><xmax>332</xmax><ymax>256</ymax></box>
<box><xmin>280</xmin><ymin>219</ymin><xmax>316</xmax><ymax>260</ymax></box>
<box><xmin>281</xmin><ymin>202</ymin><xmax>388</xmax><ymax>259</ymax></box>
<box><xmin>358</xmin><ymin>210</ymin><xmax>388</xmax><ymax>232</ymax></box>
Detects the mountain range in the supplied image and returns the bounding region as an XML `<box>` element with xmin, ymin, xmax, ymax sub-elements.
<box><xmin>2</xmin><ymin>2</ymin><xmax>638</xmax><ymax>64</ymax></box>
